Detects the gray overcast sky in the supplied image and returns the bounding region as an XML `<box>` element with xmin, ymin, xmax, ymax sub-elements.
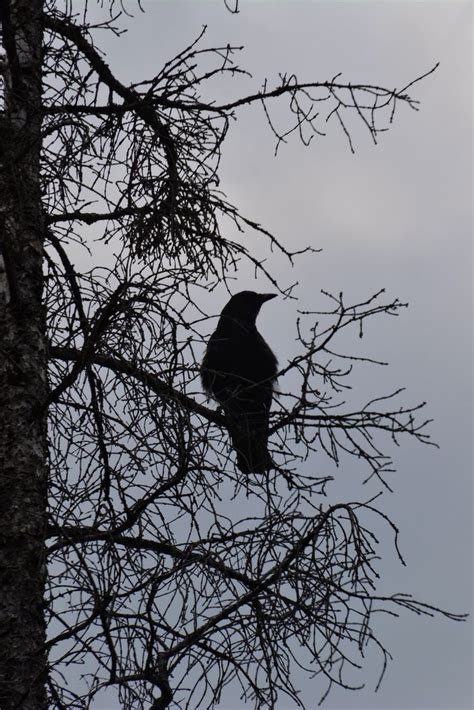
<box><xmin>83</xmin><ymin>1</ymin><xmax>472</xmax><ymax>708</ymax></box>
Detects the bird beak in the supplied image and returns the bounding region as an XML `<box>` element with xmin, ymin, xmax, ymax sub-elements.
<box><xmin>260</xmin><ymin>293</ymin><xmax>277</xmax><ymax>303</ymax></box>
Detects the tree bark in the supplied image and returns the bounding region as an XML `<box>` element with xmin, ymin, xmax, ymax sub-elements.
<box><xmin>0</xmin><ymin>1</ymin><xmax>47</xmax><ymax>708</ymax></box>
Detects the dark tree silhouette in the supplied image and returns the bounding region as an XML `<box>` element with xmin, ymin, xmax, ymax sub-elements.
<box><xmin>0</xmin><ymin>1</ymin><xmax>464</xmax><ymax>709</ymax></box>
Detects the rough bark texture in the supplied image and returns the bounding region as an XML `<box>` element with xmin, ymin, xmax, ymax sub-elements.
<box><xmin>0</xmin><ymin>1</ymin><xmax>47</xmax><ymax>708</ymax></box>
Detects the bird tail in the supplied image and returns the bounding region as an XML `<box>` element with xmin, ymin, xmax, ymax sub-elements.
<box><xmin>225</xmin><ymin>411</ymin><xmax>272</xmax><ymax>474</ymax></box>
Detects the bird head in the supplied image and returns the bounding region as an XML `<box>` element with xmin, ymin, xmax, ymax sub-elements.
<box><xmin>221</xmin><ymin>291</ymin><xmax>277</xmax><ymax>325</ymax></box>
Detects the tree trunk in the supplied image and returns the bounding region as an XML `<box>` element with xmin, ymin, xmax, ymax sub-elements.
<box><xmin>0</xmin><ymin>1</ymin><xmax>47</xmax><ymax>708</ymax></box>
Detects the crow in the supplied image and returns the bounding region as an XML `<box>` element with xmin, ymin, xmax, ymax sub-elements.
<box><xmin>201</xmin><ymin>291</ymin><xmax>278</xmax><ymax>473</ymax></box>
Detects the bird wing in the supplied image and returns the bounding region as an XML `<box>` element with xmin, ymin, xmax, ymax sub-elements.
<box><xmin>201</xmin><ymin>321</ymin><xmax>277</xmax><ymax>474</ymax></box>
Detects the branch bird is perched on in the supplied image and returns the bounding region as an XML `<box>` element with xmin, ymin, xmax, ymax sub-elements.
<box><xmin>201</xmin><ymin>291</ymin><xmax>278</xmax><ymax>473</ymax></box>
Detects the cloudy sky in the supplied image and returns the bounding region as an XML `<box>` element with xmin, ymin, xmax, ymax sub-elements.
<box><xmin>81</xmin><ymin>1</ymin><xmax>472</xmax><ymax>708</ymax></box>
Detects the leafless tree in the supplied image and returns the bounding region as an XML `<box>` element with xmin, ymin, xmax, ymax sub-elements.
<box><xmin>0</xmin><ymin>1</ymin><xmax>464</xmax><ymax>708</ymax></box>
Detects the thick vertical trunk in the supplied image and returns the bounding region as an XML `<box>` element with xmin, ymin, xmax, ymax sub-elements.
<box><xmin>0</xmin><ymin>1</ymin><xmax>47</xmax><ymax>708</ymax></box>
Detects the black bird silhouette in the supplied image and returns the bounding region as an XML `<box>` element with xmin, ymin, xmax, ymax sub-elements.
<box><xmin>201</xmin><ymin>291</ymin><xmax>278</xmax><ymax>473</ymax></box>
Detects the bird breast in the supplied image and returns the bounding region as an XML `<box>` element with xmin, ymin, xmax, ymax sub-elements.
<box><xmin>201</xmin><ymin>325</ymin><xmax>277</xmax><ymax>403</ymax></box>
